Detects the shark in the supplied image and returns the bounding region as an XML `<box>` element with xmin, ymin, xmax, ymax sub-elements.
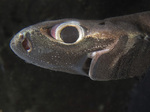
<box><xmin>10</xmin><ymin>11</ymin><xmax>150</xmax><ymax>81</ymax></box>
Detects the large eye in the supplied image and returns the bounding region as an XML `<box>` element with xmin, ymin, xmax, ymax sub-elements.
<box><xmin>51</xmin><ymin>21</ymin><xmax>84</xmax><ymax>44</ymax></box>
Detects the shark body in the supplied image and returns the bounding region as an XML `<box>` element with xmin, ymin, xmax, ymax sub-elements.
<box><xmin>10</xmin><ymin>12</ymin><xmax>150</xmax><ymax>81</ymax></box>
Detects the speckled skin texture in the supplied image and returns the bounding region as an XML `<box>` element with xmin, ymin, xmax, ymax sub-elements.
<box><xmin>1</xmin><ymin>0</ymin><xmax>150</xmax><ymax>112</ymax></box>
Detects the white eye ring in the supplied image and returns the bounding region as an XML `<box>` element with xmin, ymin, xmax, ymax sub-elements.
<box><xmin>53</xmin><ymin>21</ymin><xmax>85</xmax><ymax>44</ymax></box>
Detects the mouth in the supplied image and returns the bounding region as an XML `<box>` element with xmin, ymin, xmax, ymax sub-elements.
<box><xmin>81</xmin><ymin>37</ymin><xmax>119</xmax><ymax>78</ymax></box>
<box><xmin>82</xmin><ymin>48</ymin><xmax>112</xmax><ymax>77</ymax></box>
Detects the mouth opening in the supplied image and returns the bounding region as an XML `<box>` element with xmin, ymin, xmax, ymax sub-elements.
<box><xmin>82</xmin><ymin>49</ymin><xmax>111</xmax><ymax>77</ymax></box>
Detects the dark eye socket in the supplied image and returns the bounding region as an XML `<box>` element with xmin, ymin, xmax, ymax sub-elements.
<box><xmin>60</xmin><ymin>26</ymin><xmax>79</xmax><ymax>43</ymax></box>
<box><xmin>49</xmin><ymin>21</ymin><xmax>85</xmax><ymax>44</ymax></box>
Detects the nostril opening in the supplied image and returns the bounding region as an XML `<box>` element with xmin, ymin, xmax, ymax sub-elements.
<box><xmin>22</xmin><ymin>38</ymin><xmax>32</xmax><ymax>52</ymax></box>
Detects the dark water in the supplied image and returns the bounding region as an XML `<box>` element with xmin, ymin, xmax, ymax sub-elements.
<box><xmin>0</xmin><ymin>0</ymin><xmax>150</xmax><ymax>112</ymax></box>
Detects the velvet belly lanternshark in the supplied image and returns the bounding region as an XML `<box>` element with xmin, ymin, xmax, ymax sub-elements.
<box><xmin>10</xmin><ymin>11</ymin><xmax>150</xmax><ymax>81</ymax></box>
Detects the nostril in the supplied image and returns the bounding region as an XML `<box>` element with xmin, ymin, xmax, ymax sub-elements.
<box><xmin>22</xmin><ymin>37</ymin><xmax>32</xmax><ymax>52</ymax></box>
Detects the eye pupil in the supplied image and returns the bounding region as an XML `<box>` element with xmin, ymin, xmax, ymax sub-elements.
<box><xmin>60</xmin><ymin>26</ymin><xmax>79</xmax><ymax>43</ymax></box>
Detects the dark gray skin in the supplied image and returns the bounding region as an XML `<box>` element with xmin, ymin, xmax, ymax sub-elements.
<box><xmin>10</xmin><ymin>11</ymin><xmax>150</xmax><ymax>81</ymax></box>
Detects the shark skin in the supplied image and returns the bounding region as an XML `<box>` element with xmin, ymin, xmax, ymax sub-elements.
<box><xmin>10</xmin><ymin>11</ymin><xmax>150</xmax><ymax>81</ymax></box>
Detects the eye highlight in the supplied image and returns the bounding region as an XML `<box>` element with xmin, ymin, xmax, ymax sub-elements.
<box><xmin>50</xmin><ymin>21</ymin><xmax>85</xmax><ymax>44</ymax></box>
